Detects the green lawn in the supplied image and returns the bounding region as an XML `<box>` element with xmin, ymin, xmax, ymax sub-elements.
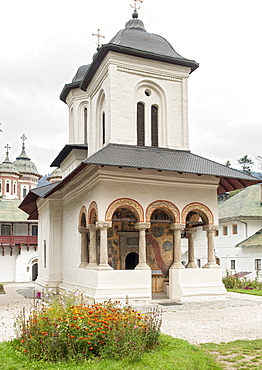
<box><xmin>201</xmin><ymin>339</ymin><xmax>262</xmax><ymax>370</ymax></box>
<box><xmin>0</xmin><ymin>334</ymin><xmax>222</xmax><ymax>370</ymax></box>
<box><xmin>227</xmin><ymin>288</ymin><xmax>262</xmax><ymax>296</ymax></box>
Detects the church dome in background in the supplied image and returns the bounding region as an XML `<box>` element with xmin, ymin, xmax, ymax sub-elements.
<box><xmin>47</xmin><ymin>167</ymin><xmax>62</xmax><ymax>183</ymax></box>
<box><xmin>13</xmin><ymin>146</ymin><xmax>41</xmax><ymax>178</ymax></box>
<box><xmin>0</xmin><ymin>152</ymin><xmax>21</xmax><ymax>176</ymax></box>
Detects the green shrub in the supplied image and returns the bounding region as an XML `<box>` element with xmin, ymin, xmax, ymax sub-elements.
<box><xmin>0</xmin><ymin>283</ymin><xmax>5</xmax><ymax>294</ymax></box>
<box><xmin>223</xmin><ymin>270</ymin><xmax>262</xmax><ymax>290</ymax></box>
<box><xmin>15</xmin><ymin>293</ymin><xmax>161</xmax><ymax>362</ymax></box>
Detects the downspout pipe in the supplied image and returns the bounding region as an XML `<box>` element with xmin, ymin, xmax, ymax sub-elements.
<box><xmin>238</xmin><ymin>219</ymin><xmax>248</xmax><ymax>239</ymax></box>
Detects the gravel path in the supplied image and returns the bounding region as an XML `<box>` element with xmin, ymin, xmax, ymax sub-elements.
<box><xmin>1</xmin><ymin>283</ymin><xmax>262</xmax><ymax>345</ymax></box>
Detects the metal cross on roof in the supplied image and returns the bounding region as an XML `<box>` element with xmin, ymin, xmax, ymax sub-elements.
<box><xmin>4</xmin><ymin>144</ymin><xmax>11</xmax><ymax>155</ymax></box>
<box><xmin>21</xmin><ymin>134</ymin><xmax>27</xmax><ymax>149</ymax></box>
<box><xmin>131</xmin><ymin>0</ymin><xmax>143</xmax><ymax>11</ymax></box>
<box><xmin>92</xmin><ymin>28</ymin><xmax>105</xmax><ymax>48</ymax></box>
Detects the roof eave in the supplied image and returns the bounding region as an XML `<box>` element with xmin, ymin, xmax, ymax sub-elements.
<box><xmin>51</xmin><ymin>144</ymin><xmax>88</xmax><ymax>168</ymax></box>
<box><xmin>60</xmin><ymin>81</ymin><xmax>81</xmax><ymax>104</ymax></box>
<box><xmin>80</xmin><ymin>44</ymin><xmax>199</xmax><ymax>91</ymax></box>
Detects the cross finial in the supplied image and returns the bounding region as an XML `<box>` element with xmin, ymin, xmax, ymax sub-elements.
<box><xmin>21</xmin><ymin>134</ymin><xmax>27</xmax><ymax>149</ymax></box>
<box><xmin>131</xmin><ymin>0</ymin><xmax>143</xmax><ymax>11</ymax></box>
<box><xmin>4</xmin><ymin>144</ymin><xmax>11</xmax><ymax>155</ymax></box>
<box><xmin>92</xmin><ymin>28</ymin><xmax>105</xmax><ymax>48</ymax></box>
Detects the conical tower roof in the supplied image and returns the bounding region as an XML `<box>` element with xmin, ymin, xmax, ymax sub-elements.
<box><xmin>13</xmin><ymin>139</ymin><xmax>41</xmax><ymax>178</ymax></box>
<box><xmin>0</xmin><ymin>146</ymin><xmax>21</xmax><ymax>176</ymax></box>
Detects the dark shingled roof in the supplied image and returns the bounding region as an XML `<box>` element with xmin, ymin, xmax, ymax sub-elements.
<box><xmin>83</xmin><ymin>144</ymin><xmax>259</xmax><ymax>192</ymax></box>
<box><xmin>60</xmin><ymin>13</ymin><xmax>198</xmax><ymax>102</ymax></box>
<box><xmin>51</xmin><ymin>144</ymin><xmax>88</xmax><ymax>168</ymax></box>
<box><xmin>19</xmin><ymin>182</ymin><xmax>59</xmax><ymax>220</ymax></box>
<box><xmin>19</xmin><ymin>144</ymin><xmax>260</xmax><ymax>220</ymax></box>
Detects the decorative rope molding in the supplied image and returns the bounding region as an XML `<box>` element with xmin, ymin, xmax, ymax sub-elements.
<box><xmin>117</xmin><ymin>66</ymin><xmax>182</xmax><ymax>82</ymax></box>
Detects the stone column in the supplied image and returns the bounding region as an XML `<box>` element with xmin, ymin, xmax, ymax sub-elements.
<box><xmin>169</xmin><ymin>224</ymin><xmax>185</xmax><ymax>269</ymax></box>
<box><xmin>202</xmin><ymin>225</ymin><xmax>220</xmax><ymax>268</ymax></box>
<box><xmin>86</xmin><ymin>224</ymin><xmax>98</xmax><ymax>269</ymax></box>
<box><xmin>134</xmin><ymin>222</ymin><xmax>151</xmax><ymax>270</ymax></box>
<box><xmin>186</xmin><ymin>228</ymin><xmax>197</xmax><ymax>268</ymax></box>
<box><xmin>96</xmin><ymin>221</ymin><xmax>113</xmax><ymax>270</ymax></box>
<box><xmin>78</xmin><ymin>226</ymin><xmax>89</xmax><ymax>267</ymax></box>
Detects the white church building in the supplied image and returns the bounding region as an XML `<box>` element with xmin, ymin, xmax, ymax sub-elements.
<box><xmin>20</xmin><ymin>7</ymin><xmax>259</xmax><ymax>301</ymax></box>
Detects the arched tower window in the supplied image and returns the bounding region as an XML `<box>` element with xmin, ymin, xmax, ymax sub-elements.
<box><xmin>137</xmin><ymin>102</ymin><xmax>145</xmax><ymax>146</ymax></box>
<box><xmin>151</xmin><ymin>105</ymin><xmax>158</xmax><ymax>147</ymax></box>
<box><xmin>84</xmin><ymin>107</ymin><xmax>88</xmax><ymax>144</ymax></box>
<box><xmin>102</xmin><ymin>111</ymin><xmax>105</xmax><ymax>145</ymax></box>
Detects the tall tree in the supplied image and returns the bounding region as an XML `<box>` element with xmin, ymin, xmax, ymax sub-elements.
<box><xmin>237</xmin><ymin>155</ymin><xmax>254</xmax><ymax>174</ymax></box>
<box><xmin>256</xmin><ymin>155</ymin><xmax>262</xmax><ymax>170</ymax></box>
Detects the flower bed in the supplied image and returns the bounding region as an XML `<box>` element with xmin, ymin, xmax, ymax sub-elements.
<box><xmin>15</xmin><ymin>294</ymin><xmax>161</xmax><ymax>361</ymax></box>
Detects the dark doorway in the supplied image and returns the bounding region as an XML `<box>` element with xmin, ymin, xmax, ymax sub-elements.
<box><xmin>125</xmin><ymin>252</ymin><xmax>139</xmax><ymax>270</ymax></box>
<box><xmin>32</xmin><ymin>263</ymin><xmax>38</xmax><ymax>281</ymax></box>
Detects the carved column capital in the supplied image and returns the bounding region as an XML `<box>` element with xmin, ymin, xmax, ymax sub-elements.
<box><xmin>78</xmin><ymin>226</ymin><xmax>89</xmax><ymax>233</ymax></box>
<box><xmin>169</xmin><ymin>223</ymin><xmax>185</xmax><ymax>231</ymax></box>
<box><xmin>96</xmin><ymin>221</ymin><xmax>112</xmax><ymax>230</ymax></box>
<box><xmin>134</xmin><ymin>222</ymin><xmax>151</xmax><ymax>231</ymax></box>
<box><xmin>86</xmin><ymin>224</ymin><xmax>97</xmax><ymax>231</ymax></box>
<box><xmin>186</xmin><ymin>227</ymin><xmax>197</xmax><ymax>234</ymax></box>
<box><xmin>202</xmin><ymin>225</ymin><xmax>218</xmax><ymax>233</ymax></box>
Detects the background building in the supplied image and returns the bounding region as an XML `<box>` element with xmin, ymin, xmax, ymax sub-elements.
<box><xmin>0</xmin><ymin>138</ymin><xmax>41</xmax><ymax>282</ymax></box>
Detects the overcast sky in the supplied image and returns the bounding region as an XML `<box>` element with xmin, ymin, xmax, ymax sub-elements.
<box><xmin>0</xmin><ymin>0</ymin><xmax>261</xmax><ymax>176</ymax></box>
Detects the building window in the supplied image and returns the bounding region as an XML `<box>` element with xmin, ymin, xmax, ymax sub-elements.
<box><xmin>230</xmin><ymin>260</ymin><xmax>236</xmax><ymax>269</ymax></box>
<box><xmin>137</xmin><ymin>102</ymin><xmax>145</xmax><ymax>146</ymax></box>
<box><xmin>255</xmin><ymin>259</ymin><xmax>261</xmax><ymax>271</ymax></box>
<box><xmin>102</xmin><ymin>111</ymin><xmax>105</xmax><ymax>145</ymax></box>
<box><xmin>84</xmin><ymin>107</ymin><xmax>88</xmax><ymax>144</ymax></box>
<box><xmin>23</xmin><ymin>188</ymin><xmax>27</xmax><ymax>198</ymax></box>
<box><xmin>1</xmin><ymin>224</ymin><xmax>11</xmax><ymax>235</ymax></box>
<box><xmin>215</xmin><ymin>230</ymin><xmax>219</xmax><ymax>237</ymax></box>
<box><xmin>223</xmin><ymin>226</ymin><xmax>228</xmax><ymax>236</ymax></box>
<box><xmin>44</xmin><ymin>240</ymin><xmax>47</xmax><ymax>268</ymax></box>
<box><xmin>6</xmin><ymin>182</ymin><xmax>10</xmax><ymax>193</ymax></box>
<box><xmin>32</xmin><ymin>225</ymin><xmax>38</xmax><ymax>236</ymax></box>
<box><xmin>232</xmin><ymin>224</ymin><xmax>238</xmax><ymax>234</ymax></box>
<box><xmin>151</xmin><ymin>105</ymin><xmax>158</xmax><ymax>147</ymax></box>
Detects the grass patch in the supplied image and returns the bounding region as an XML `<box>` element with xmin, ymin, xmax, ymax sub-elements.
<box><xmin>0</xmin><ymin>335</ymin><xmax>222</xmax><ymax>370</ymax></box>
<box><xmin>201</xmin><ymin>339</ymin><xmax>262</xmax><ymax>369</ymax></box>
<box><xmin>227</xmin><ymin>288</ymin><xmax>262</xmax><ymax>296</ymax></box>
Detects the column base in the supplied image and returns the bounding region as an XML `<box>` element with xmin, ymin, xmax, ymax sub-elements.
<box><xmin>86</xmin><ymin>262</ymin><xmax>98</xmax><ymax>269</ymax></box>
<box><xmin>135</xmin><ymin>263</ymin><xmax>151</xmax><ymax>270</ymax></box>
<box><xmin>186</xmin><ymin>261</ymin><xmax>197</xmax><ymax>268</ymax></box>
<box><xmin>79</xmin><ymin>262</ymin><xmax>88</xmax><ymax>268</ymax></box>
<box><xmin>96</xmin><ymin>264</ymin><xmax>113</xmax><ymax>271</ymax></box>
<box><xmin>202</xmin><ymin>262</ymin><xmax>220</xmax><ymax>269</ymax></box>
<box><xmin>170</xmin><ymin>262</ymin><xmax>185</xmax><ymax>269</ymax></box>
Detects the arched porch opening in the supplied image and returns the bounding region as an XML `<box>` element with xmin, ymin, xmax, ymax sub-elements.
<box><xmin>78</xmin><ymin>209</ymin><xmax>89</xmax><ymax>267</ymax></box>
<box><xmin>181</xmin><ymin>203</ymin><xmax>218</xmax><ymax>269</ymax></box>
<box><xmin>145</xmin><ymin>202</ymin><xmax>181</xmax><ymax>293</ymax></box>
<box><xmin>111</xmin><ymin>206</ymin><xmax>139</xmax><ymax>270</ymax></box>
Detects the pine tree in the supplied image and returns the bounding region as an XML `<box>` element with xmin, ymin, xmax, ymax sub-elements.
<box><xmin>237</xmin><ymin>155</ymin><xmax>254</xmax><ymax>174</ymax></box>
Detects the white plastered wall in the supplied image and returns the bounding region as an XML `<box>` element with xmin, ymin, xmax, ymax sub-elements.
<box><xmin>66</xmin><ymin>52</ymin><xmax>191</xmax><ymax>156</ymax></box>
<box><xmin>35</xmin><ymin>166</ymin><xmax>220</xmax><ymax>300</ymax></box>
